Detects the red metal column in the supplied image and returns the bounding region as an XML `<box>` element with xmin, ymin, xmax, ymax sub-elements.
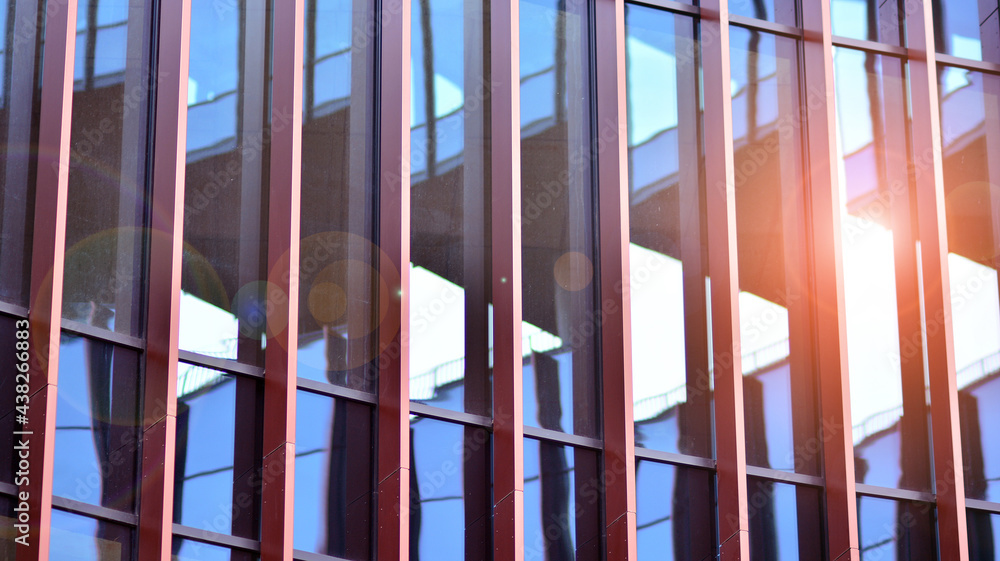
<box><xmin>593</xmin><ymin>1</ymin><xmax>636</xmax><ymax>559</ymax></box>
<box><xmin>377</xmin><ymin>1</ymin><xmax>411</xmax><ymax>560</ymax></box>
<box><xmin>137</xmin><ymin>0</ymin><xmax>190</xmax><ymax>559</ymax></box>
<box><xmin>491</xmin><ymin>0</ymin><xmax>524</xmax><ymax>558</ymax></box>
<box><xmin>700</xmin><ymin>2</ymin><xmax>749</xmax><ymax>559</ymax></box>
<box><xmin>800</xmin><ymin>1</ymin><xmax>860</xmax><ymax>559</ymax></box>
<box><xmin>906</xmin><ymin>2</ymin><xmax>969</xmax><ymax>558</ymax></box>
<box><xmin>260</xmin><ymin>1</ymin><xmax>304</xmax><ymax>560</ymax></box>
<box><xmin>20</xmin><ymin>0</ymin><xmax>78</xmax><ymax>559</ymax></box>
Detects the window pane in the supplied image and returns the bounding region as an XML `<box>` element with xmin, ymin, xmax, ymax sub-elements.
<box><xmin>62</xmin><ymin>0</ymin><xmax>152</xmax><ymax>336</ymax></box>
<box><xmin>408</xmin><ymin>0</ymin><xmax>492</xmax><ymax>417</ymax></box>
<box><xmin>172</xmin><ymin>537</ymin><xmax>257</xmax><ymax>561</ymax></box>
<box><xmin>968</xmin><ymin>509</ymin><xmax>1000</xmax><ymax>558</ymax></box>
<box><xmin>50</xmin><ymin>509</ymin><xmax>133</xmax><ymax>561</ymax></box>
<box><xmin>0</xmin><ymin>494</ymin><xmax>16</xmax><ymax>558</ymax></box>
<box><xmin>520</xmin><ymin>0</ymin><xmax>599</xmax><ymax>439</ymax></box>
<box><xmin>294</xmin><ymin>390</ymin><xmax>373</xmax><ymax>559</ymax></box>
<box><xmin>0</xmin><ymin>314</ymin><xmax>22</xmax><ymax>484</ymax></box>
<box><xmin>180</xmin><ymin>0</ymin><xmax>272</xmax><ymax>365</ymax></box>
<box><xmin>834</xmin><ymin>48</ymin><xmax>932</xmax><ymax>492</ymax></box>
<box><xmin>831</xmin><ymin>0</ymin><xmax>905</xmax><ymax>45</ymax></box>
<box><xmin>53</xmin><ymin>335</ymin><xmax>140</xmax><ymax>511</ymax></box>
<box><xmin>746</xmin><ymin>478</ymin><xmax>824</xmax><ymax>560</ymax></box>
<box><xmin>857</xmin><ymin>496</ymin><xmax>936</xmax><ymax>559</ymax></box>
<box><xmin>625</xmin><ymin>5</ymin><xmax>712</xmax><ymax>458</ymax></box>
<box><xmin>729</xmin><ymin>0</ymin><xmax>797</xmax><ymax>27</ymax></box>
<box><xmin>0</xmin><ymin>0</ymin><xmax>44</xmax><ymax>306</ymax></box>
<box><xmin>174</xmin><ymin>367</ymin><xmax>261</xmax><ymax>539</ymax></box>
<box><xmin>938</xmin><ymin>66</ymin><xmax>1000</xmax><ymax>503</ymax></box>
<box><xmin>636</xmin><ymin>460</ymin><xmax>715</xmax><ymax>560</ymax></box>
<box><xmin>933</xmin><ymin>0</ymin><xmax>1000</xmax><ymax>63</ymax></box>
<box><xmin>731</xmin><ymin>28</ymin><xmax>819</xmax><ymax>474</ymax></box>
<box><xmin>523</xmin><ymin>438</ymin><xmax>601</xmax><ymax>560</ymax></box>
<box><xmin>298</xmin><ymin>0</ymin><xmax>380</xmax><ymax>393</ymax></box>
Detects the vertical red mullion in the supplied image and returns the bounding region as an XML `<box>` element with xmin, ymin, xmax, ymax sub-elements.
<box><xmin>22</xmin><ymin>0</ymin><xmax>78</xmax><ymax>559</ymax></box>
<box><xmin>137</xmin><ymin>0</ymin><xmax>190</xmax><ymax>559</ymax></box>
<box><xmin>491</xmin><ymin>0</ymin><xmax>524</xmax><ymax>558</ymax></box>
<box><xmin>377</xmin><ymin>1</ymin><xmax>410</xmax><ymax>560</ymax></box>
<box><xmin>699</xmin><ymin>4</ymin><xmax>749</xmax><ymax>558</ymax></box>
<box><xmin>906</xmin><ymin>2</ymin><xmax>970</xmax><ymax>559</ymax></box>
<box><xmin>593</xmin><ymin>1</ymin><xmax>636</xmax><ymax>559</ymax></box>
<box><xmin>260</xmin><ymin>1</ymin><xmax>304</xmax><ymax>560</ymax></box>
<box><xmin>800</xmin><ymin>1</ymin><xmax>860</xmax><ymax>559</ymax></box>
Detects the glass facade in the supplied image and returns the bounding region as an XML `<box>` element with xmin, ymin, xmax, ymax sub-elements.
<box><xmin>1</xmin><ymin>0</ymin><xmax>999</xmax><ymax>559</ymax></box>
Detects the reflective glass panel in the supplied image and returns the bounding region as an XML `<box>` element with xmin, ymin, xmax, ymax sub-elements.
<box><xmin>968</xmin><ymin>509</ymin><xmax>1000</xmax><ymax>558</ymax></box>
<box><xmin>298</xmin><ymin>0</ymin><xmax>380</xmax><ymax>393</ymax></box>
<box><xmin>0</xmin><ymin>0</ymin><xmax>44</xmax><ymax>305</ymax></box>
<box><xmin>408</xmin><ymin>0</ymin><xmax>492</xmax><ymax>417</ymax></box>
<box><xmin>62</xmin><ymin>0</ymin><xmax>152</xmax><ymax>336</ymax></box>
<box><xmin>520</xmin><ymin>0</ymin><xmax>599</xmax><ymax>439</ymax></box>
<box><xmin>53</xmin><ymin>335</ymin><xmax>140</xmax><ymax>511</ymax></box>
<box><xmin>933</xmin><ymin>0</ymin><xmax>1000</xmax><ymax>63</ymax></box>
<box><xmin>172</xmin><ymin>537</ymin><xmax>257</xmax><ymax>561</ymax></box>
<box><xmin>173</xmin><ymin>367</ymin><xmax>261</xmax><ymax>538</ymax></box>
<box><xmin>831</xmin><ymin>0</ymin><xmax>905</xmax><ymax>45</ymax></box>
<box><xmin>523</xmin><ymin>438</ymin><xmax>601</xmax><ymax>560</ymax></box>
<box><xmin>731</xmin><ymin>27</ymin><xmax>819</xmax><ymax>474</ymax></box>
<box><xmin>49</xmin><ymin>509</ymin><xmax>133</xmax><ymax>561</ymax></box>
<box><xmin>746</xmin><ymin>479</ymin><xmax>824</xmax><ymax>560</ymax></box>
<box><xmin>857</xmin><ymin>496</ymin><xmax>936</xmax><ymax>559</ymax></box>
<box><xmin>294</xmin><ymin>390</ymin><xmax>373</xmax><ymax>559</ymax></box>
<box><xmin>635</xmin><ymin>460</ymin><xmax>715</xmax><ymax>560</ymax></box>
<box><xmin>729</xmin><ymin>0</ymin><xmax>797</xmax><ymax>27</ymax></box>
<box><xmin>834</xmin><ymin>48</ymin><xmax>932</xmax><ymax>492</ymax></box>
<box><xmin>0</xmin><ymin>314</ymin><xmax>22</xmax><ymax>484</ymax></box>
<box><xmin>939</xmin><ymin>66</ymin><xmax>1000</xmax><ymax>503</ymax></box>
<box><xmin>180</xmin><ymin>0</ymin><xmax>272</xmax><ymax>365</ymax></box>
<box><xmin>409</xmin><ymin>416</ymin><xmax>491</xmax><ymax>560</ymax></box>
<box><xmin>625</xmin><ymin>5</ymin><xmax>712</xmax><ymax>458</ymax></box>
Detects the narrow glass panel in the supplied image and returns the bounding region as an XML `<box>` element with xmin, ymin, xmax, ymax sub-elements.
<box><xmin>730</xmin><ymin>28</ymin><xmax>819</xmax><ymax>474</ymax></box>
<box><xmin>519</xmin><ymin>0</ymin><xmax>599</xmax><ymax>439</ymax></box>
<box><xmin>53</xmin><ymin>334</ymin><xmax>140</xmax><ymax>511</ymax></box>
<box><xmin>857</xmin><ymin>496</ymin><xmax>936</xmax><ymax>559</ymax></box>
<box><xmin>298</xmin><ymin>0</ymin><xmax>379</xmax><ymax>393</ymax></box>
<box><xmin>49</xmin><ymin>509</ymin><xmax>133</xmax><ymax>561</ymax></box>
<box><xmin>62</xmin><ymin>0</ymin><xmax>152</xmax><ymax>336</ymax></box>
<box><xmin>625</xmin><ymin>5</ymin><xmax>712</xmax><ymax>458</ymax></box>
<box><xmin>0</xmin><ymin>314</ymin><xmax>21</xmax><ymax>484</ymax></box>
<box><xmin>409</xmin><ymin>416</ymin><xmax>491</xmax><ymax>560</ymax></box>
<box><xmin>830</xmin><ymin>0</ymin><xmax>904</xmax><ymax>45</ymax></box>
<box><xmin>180</xmin><ymin>0</ymin><xmax>272</xmax><ymax>365</ymax></box>
<box><xmin>172</xmin><ymin>537</ymin><xmax>257</xmax><ymax>561</ymax></box>
<box><xmin>294</xmin><ymin>390</ymin><xmax>373</xmax><ymax>559</ymax></box>
<box><xmin>635</xmin><ymin>460</ymin><xmax>715</xmax><ymax>560</ymax></box>
<box><xmin>0</xmin><ymin>0</ymin><xmax>44</xmax><ymax>305</ymax></box>
<box><xmin>408</xmin><ymin>0</ymin><xmax>492</xmax><ymax>417</ymax></box>
<box><xmin>728</xmin><ymin>0</ymin><xmax>797</xmax><ymax>27</ymax></box>
<box><xmin>746</xmin><ymin>479</ymin><xmax>824</xmax><ymax>560</ymax></box>
<box><xmin>173</xmin><ymin>367</ymin><xmax>261</xmax><ymax>539</ymax></box>
<box><xmin>933</xmin><ymin>0</ymin><xmax>1000</xmax><ymax>63</ymax></box>
<box><xmin>939</xmin><ymin>67</ymin><xmax>1000</xmax><ymax>503</ymax></box>
<box><xmin>523</xmin><ymin>438</ymin><xmax>601</xmax><ymax>560</ymax></box>
<box><xmin>834</xmin><ymin>48</ymin><xmax>932</xmax><ymax>492</ymax></box>
<box><xmin>968</xmin><ymin>509</ymin><xmax>1000</xmax><ymax>558</ymax></box>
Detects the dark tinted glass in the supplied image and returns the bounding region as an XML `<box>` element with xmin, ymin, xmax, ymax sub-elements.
<box><xmin>746</xmin><ymin>478</ymin><xmax>824</xmax><ymax>560</ymax></box>
<box><xmin>409</xmin><ymin>416</ymin><xmax>491</xmax><ymax>560</ymax></box>
<box><xmin>635</xmin><ymin>460</ymin><xmax>715</xmax><ymax>560</ymax></box>
<box><xmin>938</xmin><ymin>66</ymin><xmax>1000</xmax><ymax>503</ymax></box>
<box><xmin>933</xmin><ymin>0</ymin><xmax>1000</xmax><ymax>62</ymax></box>
<box><xmin>173</xmin><ymin>368</ymin><xmax>261</xmax><ymax>539</ymax></box>
<box><xmin>0</xmin><ymin>495</ymin><xmax>13</xmax><ymax>558</ymax></box>
<box><xmin>625</xmin><ymin>5</ymin><xmax>713</xmax><ymax>459</ymax></box>
<box><xmin>729</xmin><ymin>0</ymin><xmax>797</xmax><ymax>27</ymax></box>
<box><xmin>62</xmin><ymin>0</ymin><xmax>152</xmax><ymax>336</ymax></box>
<box><xmin>857</xmin><ymin>496</ymin><xmax>936</xmax><ymax>559</ymax></box>
<box><xmin>172</xmin><ymin>537</ymin><xmax>257</xmax><ymax>561</ymax></box>
<box><xmin>50</xmin><ymin>509</ymin><xmax>133</xmax><ymax>561</ymax></box>
<box><xmin>53</xmin><ymin>335</ymin><xmax>140</xmax><ymax>511</ymax></box>
<box><xmin>408</xmin><ymin>0</ymin><xmax>492</xmax><ymax>417</ymax></box>
<box><xmin>831</xmin><ymin>0</ymin><xmax>905</xmax><ymax>45</ymax></box>
<box><xmin>0</xmin><ymin>314</ymin><xmax>21</xmax><ymax>484</ymax></box>
<box><xmin>180</xmin><ymin>0</ymin><xmax>272</xmax><ymax>365</ymax></box>
<box><xmin>834</xmin><ymin>48</ymin><xmax>932</xmax><ymax>492</ymax></box>
<box><xmin>297</xmin><ymin>0</ymin><xmax>379</xmax><ymax>393</ymax></box>
<box><xmin>520</xmin><ymin>0</ymin><xmax>599</xmax><ymax>439</ymax></box>
<box><xmin>0</xmin><ymin>0</ymin><xmax>44</xmax><ymax>306</ymax></box>
<box><xmin>524</xmin><ymin>438</ymin><xmax>601</xmax><ymax>560</ymax></box>
<box><xmin>294</xmin><ymin>390</ymin><xmax>373</xmax><ymax>559</ymax></box>
<box><xmin>968</xmin><ymin>509</ymin><xmax>1000</xmax><ymax>558</ymax></box>
<box><xmin>730</xmin><ymin>27</ymin><xmax>819</xmax><ymax>474</ymax></box>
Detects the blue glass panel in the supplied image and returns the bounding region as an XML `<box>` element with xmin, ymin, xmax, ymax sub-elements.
<box><xmin>49</xmin><ymin>509</ymin><xmax>133</xmax><ymax>561</ymax></box>
<box><xmin>968</xmin><ymin>509</ymin><xmax>1000</xmax><ymax>558</ymax></box>
<box><xmin>746</xmin><ymin>479</ymin><xmax>824</xmax><ymax>560</ymax></box>
<box><xmin>933</xmin><ymin>0</ymin><xmax>998</xmax><ymax>62</ymax></box>
<box><xmin>172</xmin><ymin>537</ymin><xmax>257</xmax><ymax>561</ymax></box>
<box><xmin>831</xmin><ymin>0</ymin><xmax>904</xmax><ymax>45</ymax></box>
<box><xmin>636</xmin><ymin>461</ymin><xmax>715</xmax><ymax>560</ymax></box>
<box><xmin>857</xmin><ymin>496</ymin><xmax>936</xmax><ymax>559</ymax></box>
<box><xmin>729</xmin><ymin>0</ymin><xmax>797</xmax><ymax>27</ymax></box>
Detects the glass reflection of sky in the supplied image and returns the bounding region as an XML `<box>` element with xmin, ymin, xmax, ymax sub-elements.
<box><xmin>50</xmin><ymin>509</ymin><xmax>127</xmax><ymax>561</ymax></box>
<box><xmin>73</xmin><ymin>0</ymin><xmax>130</xmax><ymax>85</ymax></box>
<box><xmin>186</xmin><ymin>0</ymin><xmax>240</xmax><ymax>153</ymax></box>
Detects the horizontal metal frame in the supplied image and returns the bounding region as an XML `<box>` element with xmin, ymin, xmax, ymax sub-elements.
<box><xmin>296</xmin><ymin>378</ymin><xmax>378</xmax><ymax>406</ymax></box>
<box><xmin>745</xmin><ymin>465</ymin><xmax>824</xmax><ymax>488</ymax></box>
<box><xmin>728</xmin><ymin>14</ymin><xmax>803</xmax><ymax>39</ymax></box>
<box><xmin>633</xmin><ymin>448</ymin><xmax>716</xmax><ymax>471</ymax></box>
<box><xmin>523</xmin><ymin>426</ymin><xmax>604</xmax><ymax>451</ymax></box>
<box><xmin>935</xmin><ymin>53</ymin><xmax>1000</xmax><ymax>75</ymax></box>
<box><xmin>60</xmin><ymin>318</ymin><xmax>146</xmax><ymax>350</ymax></box>
<box><xmin>0</xmin><ymin>301</ymin><xmax>29</xmax><ymax>318</ymax></box>
<box><xmin>967</xmin><ymin>500</ymin><xmax>1000</xmax><ymax>515</ymax></box>
<box><xmin>855</xmin><ymin>483</ymin><xmax>936</xmax><ymax>504</ymax></box>
<box><xmin>51</xmin><ymin>496</ymin><xmax>139</xmax><ymax>526</ymax></box>
<box><xmin>294</xmin><ymin>549</ymin><xmax>353</xmax><ymax>561</ymax></box>
<box><xmin>172</xmin><ymin>523</ymin><xmax>261</xmax><ymax>552</ymax></box>
<box><xmin>177</xmin><ymin>350</ymin><xmax>265</xmax><ymax>378</ymax></box>
<box><xmin>408</xmin><ymin>402</ymin><xmax>492</xmax><ymax>428</ymax></box>
<box><xmin>831</xmin><ymin>35</ymin><xmax>908</xmax><ymax>57</ymax></box>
